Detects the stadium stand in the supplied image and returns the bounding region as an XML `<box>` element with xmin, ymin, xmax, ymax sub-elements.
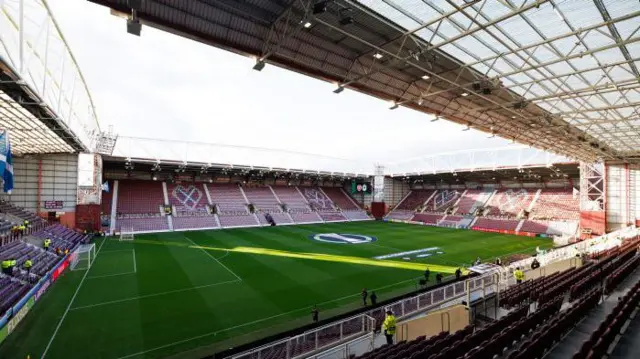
<box><xmin>300</xmin><ymin>187</ymin><xmax>347</xmax><ymax>222</ymax></box>
<box><xmin>454</xmin><ymin>189</ymin><xmax>492</xmax><ymax>215</ymax></box>
<box><xmin>322</xmin><ymin>187</ymin><xmax>370</xmax><ymax>221</ymax></box>
<box><xmin>208</xmin><ymin>184</ymin><xmax>258</xmax><ymax>228</ymax></box>
<box><xmin>530</xmin><ymin>188</ymin><xmax>580</xmax><ymax>220</ymax></box>
<box><xmin>473</xmin><ymin>217</ymin><xmax>520</xmax><ymax>232</ymax></box>
<box><xmin>242</xmin><ymin>186</ymin><xmax>282</xmax><ymax>212</ymax></box>
<box><xmin>425</xmin><ymin>190</ymin><xmax>460</xmax><ymax>212</ymax></box>
<box><xmin>166</xmin><ymin>183</ymin><xmax>219</xmax><ymax>230</ymax></box>
<box><xmin>410</xmin><ymin>213</ymin><xmax>444</xmax><ymax>225</ymax></box>
<box><xmin>115</xmin><ymin>180</ymin><xmax>168</xmax><ymax>232</ymax></box>
<box><xmin>484</xmin><ymin>188</ymin><xmax>534</xmax><ymax>218</ymax></box>
<box><xmin>272</xmin><ymin>186</ymin><xmax>322</xmax><ymax>224</ymax></box>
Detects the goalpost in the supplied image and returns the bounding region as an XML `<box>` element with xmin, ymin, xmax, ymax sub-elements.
<box><xmin>120</xmin><ymin>227</ymin><xmax>135</xmax><ymax>241</ymax></box>
<box><xmin>70</xmin><ymin>243</ymin><xmax>97</xmax><ymax>271</ymax></box>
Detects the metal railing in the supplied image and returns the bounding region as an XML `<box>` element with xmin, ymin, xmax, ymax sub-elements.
<box><xmin>230</xmin><ymin>314</ymin><xmax>376</xmax><ymax>359</ymax></box>
<box><xmin>227</xmin><ymin>273</ymin><xmax>497</xmax><ymax>359</ymax></box>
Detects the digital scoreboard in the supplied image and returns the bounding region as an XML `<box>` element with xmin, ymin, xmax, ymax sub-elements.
<box><xmin>351</xmin><ymin>181</ymin><xmax>372</xmax><ymax>194</ymax></box>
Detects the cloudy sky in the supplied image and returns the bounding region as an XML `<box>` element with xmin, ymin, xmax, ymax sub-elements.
<box><xmin>46</xmin><ymin>0</ymin><xmax>515</xmax><ymax>171</ymax></box>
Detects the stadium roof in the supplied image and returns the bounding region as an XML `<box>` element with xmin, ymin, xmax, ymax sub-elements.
<box><xmin>0</xmin><ymin>0</ymin><xmax>100</xmax><ymax>155</ymax></box>
<box><xmin>88</xmin><ymin>0</ymin><xmax>640</xmax><ymax>164</ymax></box>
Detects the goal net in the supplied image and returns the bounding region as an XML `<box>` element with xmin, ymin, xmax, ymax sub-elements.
<box><xmin>70</xmin><ymin>244</ymin><xmax>97</xmax><ymax>271</ymax></box>
<box><xmin>120</xmin><ymin>227</ymin><xmax>135</xmax><ymax>241</ymax></box>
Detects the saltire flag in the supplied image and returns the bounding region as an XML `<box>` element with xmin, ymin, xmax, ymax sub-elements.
<box><xmin>0</xmin><ymin>131</ymin><xmax>14</xmax><ymax>193</ymax></box>
<box><xmin>102</xmin><ymin>181</ymin><xmax>110</xmax><ymax>193</ymax></box>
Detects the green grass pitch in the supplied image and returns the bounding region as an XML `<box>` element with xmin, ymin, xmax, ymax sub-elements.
<box><xmin>0</xmin><ymin>221</ymin><xmax>553</xmax><ymax>359</ymax></box>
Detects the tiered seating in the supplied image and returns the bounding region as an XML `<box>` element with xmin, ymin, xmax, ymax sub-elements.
<box><xmin>395</xmin><ymin>190</ymin><xmax>436</xmax><ymax>212</ymax></box>
<box><xmin>510</xmin><ymin>288</ymin><xmax>601</xmax><ymax>359</ymax></box>
<box><xmin>118</xmin><ymin>216</ymin><xmax>169</xmax><ymax>232</ymax></box>
<box><xmin>500</xmin><ymin>271</ymin><xmax>562</xmax><ymax>308</ymax></box>
<box><xmin>424</xmin><ymin>190</ymin><xmax>459</xmax><ymax>212</ymax></box>
<box><xmin>33</xmin><ymin>224</ymin><xmax>91</xmax><ymax>252</ymax></box>
<box><xmin>0</xmin><ymin>240</ymin><xmax>58</xmax><ymax>280</ymax></box>
<box><xmin>300</xmin><ymin>187</ymin><xmax>347</xmax><ymax>221</ymax></box>
<box><xmin>322</xmin><ymin>187</ymin><xmax>358</xmax><ymax>210</ymax></box>
<box><xmin>116</xmin><ymin>180</ymin><xmax>167</xmax><ymax>232</ymax></box>
<box><xmin>167</xmin><ymin>183</ymin><xmax>209</xmax><ymax>214</ymax></box>
<box><xmin>208</xmin><ymin>184</ymin><xmax>248</xmax><ymax>214</ymax></box>
<box><xmin>439</xmin><ymin>215</ymin><xmax>464</xmax><ymax>227</ymax></box>
<box><xmin>343</xmin><ymin>210</ymin><xmax>369</xmax><ymax>220</ymax></box>
<box><xmin>172</xmin><ymin>216</ymin><xmax>219</xmax><ymax>230</ymax></box>
<box><xmin>272</xmin><ymin>187</ymin><xmax>322</xmax><ymax>223</ymax></box>
<box><xmin>267</xmin><ymin>212</ymin><xmax>293</xmax><ymax>224</ymax></box>
<box><xmin>290</xmin><ymin>212</ymin><xmax>321</xmax><ymax>223</ymax></box>
<box><xmin>208</xmin><ymin>184</ymin><xmax>257</xmax><ymax>227</ymax></box>
<box><xmin>243</xmin><ymin>186</ymin><xmax>281</xmax><ymax>212</ymax></box>
<box><xmin>117</xmin><ymin>180</ymin><xmax>164</xmax><ymax>214</ymax></box>
<box><xmin>473</xmin><ymin>217</ymin><xmax>520</xmax><ymax>231</ymax></box>
<box><xmin>519</xmin><ymin>220</ymin><xmax>551</xmax><ymax>234</ymax></box>
<box><xmin>0</xmin><ymin>276</ymin><xmax>30</xmax><ymax>316</ymax></box>
<box><xmin>0</xmin><ymin>200</ymin><xmax>43</xmax><ymax>223</ymax></box>
<box><xmin>386</xmin><ymin>210</ymin><xmax>414</xmax><ymax>221</ymax></box>
<box><xmin>410</xmin><ymin>213</ymin><xmax>443</xmax><ymax>224</ymax></box>
<box><xmin>455</xmin><ymin>189</ymin><xmax>490</xmax><ymax>215</ymax></box>
<box><xmin>530</xmin><ymin>188</ymin><xmax>579</xmax><ymax>220</ymax></box>
<box><xmin>575</xmin><ymin>281</ymin><xmax>640</xmax><ymax>359</ymax></box>
<box><xmin>485</xmin><ymin>188</ymin><xmax>533</xmax><ymax>218</ymax></box>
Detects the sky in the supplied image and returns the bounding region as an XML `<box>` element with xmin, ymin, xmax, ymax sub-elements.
<box><xmin>47</xmin><ymin>0</ymin><xmax>515</xmax><ymax>171</ymax></box>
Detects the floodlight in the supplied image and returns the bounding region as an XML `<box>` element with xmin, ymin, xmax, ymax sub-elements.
<box><xmin>461</xmin><ymin>92</ymin><xmax>469</xmax><ymax>97</ymax></box>
<box><xmin>421</xmin><ymin>74</ymin><xmax>430</xmax><ymax>80</ymax></box>
<box><xmin>303</xmin><ymin>21</ymin><xmax>312</xmax><ymax>28</ymax></box>
<box><xmin>333</xmin><ymin>86</ymin><xmax>345</xmax><ymax>94</ymax></box>
<box><xmin>339</xmin><ymin>16</ymin><xmax>353</xmax><ymax>26</ymax></box>
<box><xmin>430</xmin><ymin>116</ymin><xmax>440</xmax><ymax>122</ymax></box>
<box><xmin>127</xmin><ymin>19</ymin><xmax>141</xmax><ymax>36</ymax></box>
<box><xmin>417</xmin><ymin>98</ymin><xmax>424</xmax><ymax>105</ymax></box>
<box><xmin>373</xmin><ymin>53</ymin><xmax>383</xmax><ymax>59</ymax></box>
<box><xmin>253</xmin><ymin>60</ymin><xmax>266</xmax><ymax>71</ymax></box>
<box><xmin>389</xmin><ymin>102</ymin><xmax>399</xmax><ymax>110</ymax></box>
<box><xmin>462</xmin><ymin>125</ymin><xmax>471</xmax><ymax>131</ymax></box>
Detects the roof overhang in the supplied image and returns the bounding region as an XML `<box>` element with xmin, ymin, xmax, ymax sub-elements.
<box><xmin>87</xmin><ymin>0</ymin><xmax>640</xmax><ymax>163</ymax></box>
<box><xmin>0</xmin><ymin>59</ymin><xmax>86</xmax><ymax>154</ymax></box>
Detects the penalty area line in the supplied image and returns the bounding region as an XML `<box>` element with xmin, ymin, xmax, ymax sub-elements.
<box><xmin>69</xmin><ymin>279</ymin><xmax>241</xmax><ymax>311</ymax></box>
<box><xmin>41</xmin><ymin>237</ymin><xmax>107</xmax><ymax>359</ymax></box>
<box><xmin>183</xmin><ymin>236</ymin><xmax>242</xmax><ymax>282</ymax></box>
<box><xmin>115</xmin><ymin>275</ymin><xmax>423</xmax><ymax>359</ymax></box>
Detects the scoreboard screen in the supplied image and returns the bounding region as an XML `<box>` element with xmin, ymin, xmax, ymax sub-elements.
<box><xmin>351</xmin><ymin>181</ymin><xmax>372</xmax><ymax>194</ymax></box>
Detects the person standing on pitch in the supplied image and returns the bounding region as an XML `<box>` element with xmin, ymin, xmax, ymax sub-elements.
<box><xmin>370</xmin><ymin>291</ymin><xmax>377</xmax><ymax>306</ymax></box>
<box><xmin>311</xmin><ymin>305</ymin><xmax>319</xmax><ymax>323</ymax></box>
<box><xmin>424</xmin><ymin>267</ymin><xmax>430</xmax><ymax>282</ymax></box>
<box><xmin>382</xmin><ymin>310</ymin><xmax>397</xmax><ymax>345</ymax></box>
<box><xmin>361</xmin><ymin>288</ymin><xmax>368</xmax><ymax>306</ymax></box>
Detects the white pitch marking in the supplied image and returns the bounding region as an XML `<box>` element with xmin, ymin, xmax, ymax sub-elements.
<box><xmin>115</xmin><ymin>275</ymin><xmax>422</xmax><ymax>359</ymax></box>
<box><xmin>183</xmin><ymin>236</ymin><xmax>242</xmax><ymax>282</ymax></box>
<box><xmin>69</xmin><ymin>279</ymin><xmax>241</xmax><ymax>311</ymax></box>
<box><xmin>87</xmin><ymin>271</ymin><xmax>136</xmax><ymax>280</ymax></box>
<box><xmin>41</xmin><ymin>237</ymin><xmax>107</xmax><ymax>359</ymax></box>
<box><xmin>132</xmin><ymin>248</ymin><xmax>137</xmax><ymax>273</ymax></box>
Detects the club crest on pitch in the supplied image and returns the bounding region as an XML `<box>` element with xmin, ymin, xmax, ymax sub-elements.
<box><xmin>309</xmin><ymin>233</ymin><xmax>377</xmax><ymax>244</ymax></box>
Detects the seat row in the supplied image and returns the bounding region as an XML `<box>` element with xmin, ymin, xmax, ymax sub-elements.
<box><xmin>509</xmin><ymin>288</ymin><xmax>601</xmax><ymax>359</ymax></box>
<box><xmin>575</xmin><ymin>280</ymin><xmax>640</xmax><ymax>359</ymax></box>
<box><xmin>501</xmin><ymin>271</ymin><xmax>562</xmax><ymax>308</ymax></box>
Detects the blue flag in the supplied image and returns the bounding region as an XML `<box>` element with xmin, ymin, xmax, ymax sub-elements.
<box><xmin>0</xmin><ymin>131</ymin><xmax>13</xmax><ymax>193</ymax></box>
<box><xmin>102</xmin><ymin>181</ymin><xmax>110</xmax><ymax>193</ymax></box>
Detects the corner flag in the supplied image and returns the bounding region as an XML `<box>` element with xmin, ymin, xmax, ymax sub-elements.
<box><xmin>0</xmin><ymin>131</ymin><xmax>14</xmax><ymax>193</ymax></box>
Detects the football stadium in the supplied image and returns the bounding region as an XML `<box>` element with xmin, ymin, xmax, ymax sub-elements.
<box><xmin>0</xmin><ymin>1</ymin><xmax>640</xmax><ymax>359</ymax></box>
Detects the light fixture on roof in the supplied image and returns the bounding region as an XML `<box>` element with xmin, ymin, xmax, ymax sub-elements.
<box><xmin>339</xmin><ymin>8</ymin><xmax>354</xmax><ymax>26</ymax></box>
<box><xmin>253</xmin><ymin>59</ymin><xmax>266</xmax><ymax>71</ymax></box>
<box><xmin>333</xmin><ymin>85</ymin><xmax>345</xmax><ymax>94</ymax></box>
<box><xmin>152</xmin><ymin>175</ymin><xmax>157</xmax><ymax>181</ymax></box>
<box><xmin>389</xmin><ymin>101</ymin><xmax>399</xmax><ymax>110</ymax></box>
<box><xmin>487</xmin><ymin>133</ymin><xmax>496</xmax><ymax>138</ymax></box>
<box><xmin>462</xmin><ymin>124</ymin><xmax>471</xmax><ymax>131</ymax></box>
<box><xmin>418</xmin><ymin>97</ymin><xmax>424</xmax><ymax>105</ymax></box>
<box><xmin>126</xmin><ymin>18</ymin><xmax>141</xmax><ymax>36</ymax></box>
<box><xmin>303</xmin><ymin>21</ymin><xmax>312</xmax><ymax>28</ymax></box>
<box><xmin>461</xmin><ymin>92</ymin><xmax>469</xmax><ymax>97</ymax></box>
<box><xmin>421</xmin><ymin>74</ymin><xmax>430</xmax><ymax>80</ymax></box>
<box><xmin>373</xmin><ymin>53</ymin><xmax>383</xmax><ymax>59</ymax></box>
<box><xmin>430</xmin><ymin>115</ymin><xmax>440</xmax><ymax>122</ymax></box>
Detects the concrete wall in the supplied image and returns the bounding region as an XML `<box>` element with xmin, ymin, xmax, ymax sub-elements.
<box><xmin>398</xmin><ymin>304</ymin><xmax>469</xmax><ymax>342</ymax></box>
<box><xmin>0</xmin><ymin>154</ymin><xmax>78</xmax><ymax>227</ymax></box>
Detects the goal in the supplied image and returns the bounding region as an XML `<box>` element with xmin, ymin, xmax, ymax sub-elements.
<box><xmin>120</xmin><ymin>227</ymin><xmax>135</xmax><ymax>241</ymax></box>
<box><xmin>70</xmin><ymin>244</ymin><xmax>97</xmax><ymax>271</ymax></box>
